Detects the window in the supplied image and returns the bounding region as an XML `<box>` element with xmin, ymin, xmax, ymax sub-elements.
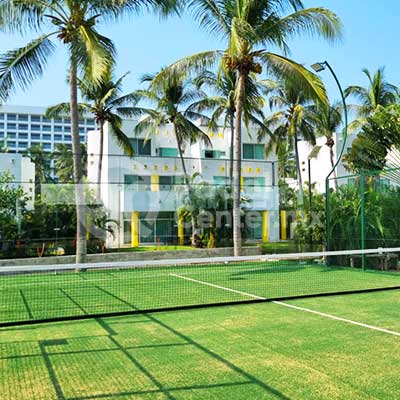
<box><xmin>54</xmin><ymin>125</ymin><xmax>63</xmax><ymax>132</ymax></box>
<box><xmin>159</xmin><ymin>176</ymin><xmax>184</xmax><ymax>191</ymax></box>
<box><xmin>42</xmin><ymin>125</ymin><xmax>52</xmax><ymax>132</ymax></box>
<box><xmin>31</xmin><ymin>133</ymin><xmax>40</xmax><ymax>140</ymax></box>
<box><xmin>80</xmin><ymin>136</ymin><xmax>85</xmax><ymax>142</ymax></box>
<box><xmin>0</xmin><ymin>114</ymin><xmax>4</xmax><ymax>120</ymax></box>
<box><xmin>244</xmin><ymin>177</ymin><xmax>265</xmax><ymax>192</ymax></box>
<box><xmin>7</xmin><ymin>123</ymin><xmax>16</xmax><ymax>130</ymax></box>
<box><xmin>43</xmin><ymin>134</ymin><xmax>51</xmax><ymax>140</ymax></box>
<box><xmin>159</xmin><ymin>147</ymin><xmax>178</xmax><ymax>157</ymax></box>
<box><xmin>7</xmin><ymin>114</ymin><xmax>17</xmax><ymax>121</ymax></box>
<box><xmin>0</xmin><ymin>132</ymin><xmax>4</xmax><ymax>138</ymax></box>
<box><xmin>31</xmin><ymin>115</ymin><xmax>41</xmax><ymax>122</ymax></box>
<box><xmin>18</xmin><ymin>114</ymin><xmax>28</xmax><ymax>121</ymax></box>
<box><xmin>0</xmin><ymin>123</ymin><xmax>4</xmax><ymax>129</ymax></box>
<box><xmin>130</xmin><ymin>139</ymin><xmax>151</xmax><ymax>156</ymax></box>
<box><xmin>18</xmin><ymin>133</ymin><xmax>28</xmax><ymax>139</ymax></box>
<box><xmin>7</xmin><ymin>132</ymin><xmax>16</xmax><ymax>139</ymax></box>
<box><xmin>243</xmin><ymin>144</ymin><xmax>264</xmax><ymax>160</ymax></box>
<box><xmin>79</xmin><ymin>127</ymin><xmax>85</xmax><ymax>133</ymax></box>
<box><xmin>18</xmin><ymin>124</ymin><xmax>28</xmax><ymax>131</ymax></box>
<box><xmin>7</xmin><ymin>141</ymin><xmax>16</xmax><ymax>147</ymax></box>
<box><xmin>54</xmin><ymin>134</ymin><xmax>62</xmax><ymax>141</ymax></box>
<box><xmin>214</xmin><ymin>176</ymin><xmax>229</xmax><ymax>186</ymax></box>
<box><xmin>54</xmin><ymin>119</ymin><xmax>63</xmax><ymax>124</ymax></box>
<box><xmin>124</xmin><ymin>175</ymin><xmax>151</xmax><ymax>190</ymax></box>
<box><xmin>64</xmin><ymin>135</ymin><xmax>72</xmax><ymax>141</ymax></box>
<box><xmin>203</xmin><ymin>150</ymin><xmax>225</xmax><ymax>159</ymax></box>
<box><xmin>18</xmin><ymin>142</ymin><xmax>28</xmax><ymax>149</ymax></box>
<box><xmin>43</xmin><ymin>143</ymin><xmax>52</xmax><ymax>150</ymax></box>
<box><xmin>42</xmin><ymin>117</ymin><xmax>51</xmax><ymax>123</ymax></box>
<box><xmin>32</xmin><ymin>124</ymin><xmax>41</xmax><ymax>131</ymax></box>
<box><xmin>87</xmin><ymin>119</ymin><xmax>95</xmax><ymax>126</ymax></box>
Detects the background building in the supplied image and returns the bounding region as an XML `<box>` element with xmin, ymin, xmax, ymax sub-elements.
<box><xmin>0</xmin><ymin>105</ymin><xmax>96</xmax><ymax>153</ymax></box>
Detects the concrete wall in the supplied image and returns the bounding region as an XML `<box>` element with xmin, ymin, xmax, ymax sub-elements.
<box><xmin>0</xmin><ymin>246</ymin><xmax>262</xmax><ymax>267</ymax></box>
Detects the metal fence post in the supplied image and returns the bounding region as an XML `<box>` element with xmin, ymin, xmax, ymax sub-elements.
<box><xmin>360</xmin><ymin>173</ymin><xmax>366</xmax><ymax>270</ymax></box>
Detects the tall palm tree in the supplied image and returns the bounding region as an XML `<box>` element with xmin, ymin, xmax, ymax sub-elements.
<box><xmin>46</xmin><ymin>72</ymin><xmax>135</xmax><ymax>198</ymax></box>
<box><xmin>164</xmin><ymin>0</ymin><xmax>342</xmax><ymax>255</ymax></box>
<box><xmin>53</xmin><ymin>143</ymin><xmax>87</xmax><ymax>183</ymax></box>
<box><xmin>308</xmin><ymin>101</ymin><xmax>343</xmax><ymax>183</ymax></box>
<box><xmin>259</xmin><ymin>80</ymin><xmax>317</xmax><ymax>209</ymax></box>
<box><xmin>190</xmin><ymin>69</ymin><xmax>269</xmax><ymax>184</ymax></box>
<box><xmin>0</xmin><ymin>0</ymin><xmax>177</xmax><ymax>263</ymax></box>
<box><xmin>118</xmin><ymin>69</ymin><xmax>211</xmax><ymax>236</ymax></box>
<box><xmin>345</xmin><ymin>67</ymin><xmax>400</xmax><ymax>132</ymax></box>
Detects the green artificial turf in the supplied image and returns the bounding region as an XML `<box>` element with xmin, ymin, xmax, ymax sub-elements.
<box><xmin>1</xmin><ymin>259</ymin><xmax>400</xmax><ymax>325</ymax></box>
<box><xmin>1</xmin><ymin>291</ymin><xmax>400</xmax><ymax>399</ymax></box>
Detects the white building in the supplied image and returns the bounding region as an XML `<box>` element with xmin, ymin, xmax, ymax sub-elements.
<box><xmin>87</xmin><ymin>119</ymin><xmax>281</xmax><ymax>248</ymax></box>
<box><xmin>0</xmin><ymin>105</ymin><xmax>96</xmax><ymax>153</ymax></box>
<box><xmin>0</xmin><ymin>153</ymin><xmax>35</xmax><ymax>209</ymax></box>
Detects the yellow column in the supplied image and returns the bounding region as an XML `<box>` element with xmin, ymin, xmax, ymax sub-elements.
<box><xmin>151</xmin><ymin>175</ymin><xmax>159</xmax><ymax>192</ymax></box>
<box><xmin>280</xmin><ymin>211</ymin><xmax>287</xmax><ymax>240</ymax></box>
<box><xmin>178</xmin><ymin>216</ymin><xmax>184</xmax><ymax>246</ymax></box>
<box><xmin>240</xmin><ymin>176</ymin><xmax>244</xmax><ymax>192</ymax></box>
<box><xmin>262</xmin><ymin>211</ymin><xmax>269</xmax><ymax>243</ymax></box>
<box><xmin>131</xmin><ymin>211</ymin><xmax>139</xmax><ymax>248</ymax></box>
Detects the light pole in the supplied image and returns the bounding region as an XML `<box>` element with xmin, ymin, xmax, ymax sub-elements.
<box><xmin>311</xmin><ymin>62</ymin><xmax>348</xmax><ymax>253</ymax></box>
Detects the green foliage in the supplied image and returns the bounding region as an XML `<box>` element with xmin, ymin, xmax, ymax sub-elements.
<box><xmin>0</xmin><ymin>171</ymin><xmax>29</xmax><ymax>245</ymax></box>
<box><xmin>345</xmin><ymin>67</ymin><xmax>400</xmax><ymax>132</ymax></box>
<box><xmin>344</xmin><ymin>105</ymin><xmax>400</xmax><ymax>173</ymax></box>
<box><xmin>53</xmin><ymin>143</ymin><xmax>87</xmax><ymax>183</ymax></box>
<box><xmin>329</xmin><ymin>178</ymin><xmax>400</xmax><ymax>250</ymax></box>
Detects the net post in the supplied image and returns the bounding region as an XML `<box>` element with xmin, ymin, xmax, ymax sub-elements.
<box><xmin>360</xmin><ymin>173</ymin><xmax>366</xmax><ymax>270</ymax></box>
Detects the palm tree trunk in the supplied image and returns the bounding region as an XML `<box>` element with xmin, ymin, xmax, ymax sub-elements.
<box><xmin>294</xmin><ymin>133</ymin><xmax>304</xmax><ymax>213</ymax></box>
<box><xmin>173</xmin><ymin>124</ymin><xmax>197</xmax><ymax>239</ymax></box>
<box><xmin>233</xmin><ymin>73</ymin><xmax>246</xmax><ymax>257</ymax></box>
<box><xmin>229</xmin><ymin>112</ymin><xmax>235</xmax><ymax>186</ymax></box>
<box><xmin>97</xmin><ymin>120</ymin><xmax>104</xmax><ymax>200</ymax></box>
<box><xmin>70</xmin><ymin>61</ymin><xmax>87</xmax><ymax>264</ymax></box>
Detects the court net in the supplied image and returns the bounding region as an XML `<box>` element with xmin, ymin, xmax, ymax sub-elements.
<box><xmin>1</xmin><ymin>247</ymin><xmax>400</xmax><ymax>327</ymax></box>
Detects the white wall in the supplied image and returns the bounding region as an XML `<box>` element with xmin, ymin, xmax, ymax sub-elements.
<box><xmin>295</xmin><ymin>137</ymin><xmax>337</xmax><ymax>193</ymax></box>
<box><xmin>0</xmin><ymin>153</ymin><xmax>35</xmax><ymax>209</ymax></box>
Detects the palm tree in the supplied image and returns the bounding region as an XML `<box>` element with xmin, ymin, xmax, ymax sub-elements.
<box><xmin>0</xmin><ymin>0</ymin><xmax>177</xmax><ymax>263</ymax></box>
<box><xmin>23</xmin><ymin>144</ymin><xmax>53</xmax><ymax>199</ymax></box>
<box><xmin>47</xmin><ymin>72</ymin><xmax>135</xmax><ymax>198</ymax></box>
<box><xmin>259</xmin><ymin>80</ymin><xmax>317</xmax><ymax>209</ymax></box>
<box><xmin>118</xmin><ymin>69</ymin><xmax>211</xmax><ymax>236</ymax></box>
<box><xmin>308</xmin><ymin>101</ymin><xmax>343</xmax><ymax>183</ymax></box>
<box><xmin>53</xmin><ymin>143</ymin><xmax>87</xmax><ymax>183</ymax></box>
<box><xmin>190</xmin><ymin>69</ymin><xmax>269</xmax><ymax>184</ymax></box>
<box><xmin>165</xmin><ymin>0</ymin><xmax>342</xmax><ymax>255</ymax></box>
<box><xmin>345</xmin><ymin>67</ymin><xmax>400</xmax><ymax>131</ymax></box>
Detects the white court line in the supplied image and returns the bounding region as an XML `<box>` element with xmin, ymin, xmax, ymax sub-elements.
<box><xmin>171</xmin><ymin>273</ymin><xmax>400</xmax><ymax>337</ymax></box>
<box><xmin>170</xmin><ymin>273</ymin><xmax>265</xmax><ymax>300</ymax></box>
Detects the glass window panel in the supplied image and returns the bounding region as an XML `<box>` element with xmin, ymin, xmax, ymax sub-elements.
<box><xmin>159</xmin><ymin>147</ymin><xmax>178</xmax><ymax>157</ymax></box>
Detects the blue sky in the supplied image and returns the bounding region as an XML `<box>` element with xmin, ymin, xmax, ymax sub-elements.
<box><xmin>0</xmin><ymin>0</ymin><xmax>398</xmax><ymax>106</ymax></box>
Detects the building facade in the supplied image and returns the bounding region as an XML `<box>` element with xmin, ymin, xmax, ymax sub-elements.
<box><xmin>87</xmin><ymin>119</ymin><xmax>281</xmax><ymax>248</ymax></box>
<box><xmin>0</xmin><ymin>105</ymin><xmax>96</xmax><ymax>153</ymax></box>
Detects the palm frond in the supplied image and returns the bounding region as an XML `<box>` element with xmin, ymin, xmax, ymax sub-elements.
<box><xmin>0</xmin><ymin>34</ymin><xmax>56</xmax><ymax>101</ymax></box>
